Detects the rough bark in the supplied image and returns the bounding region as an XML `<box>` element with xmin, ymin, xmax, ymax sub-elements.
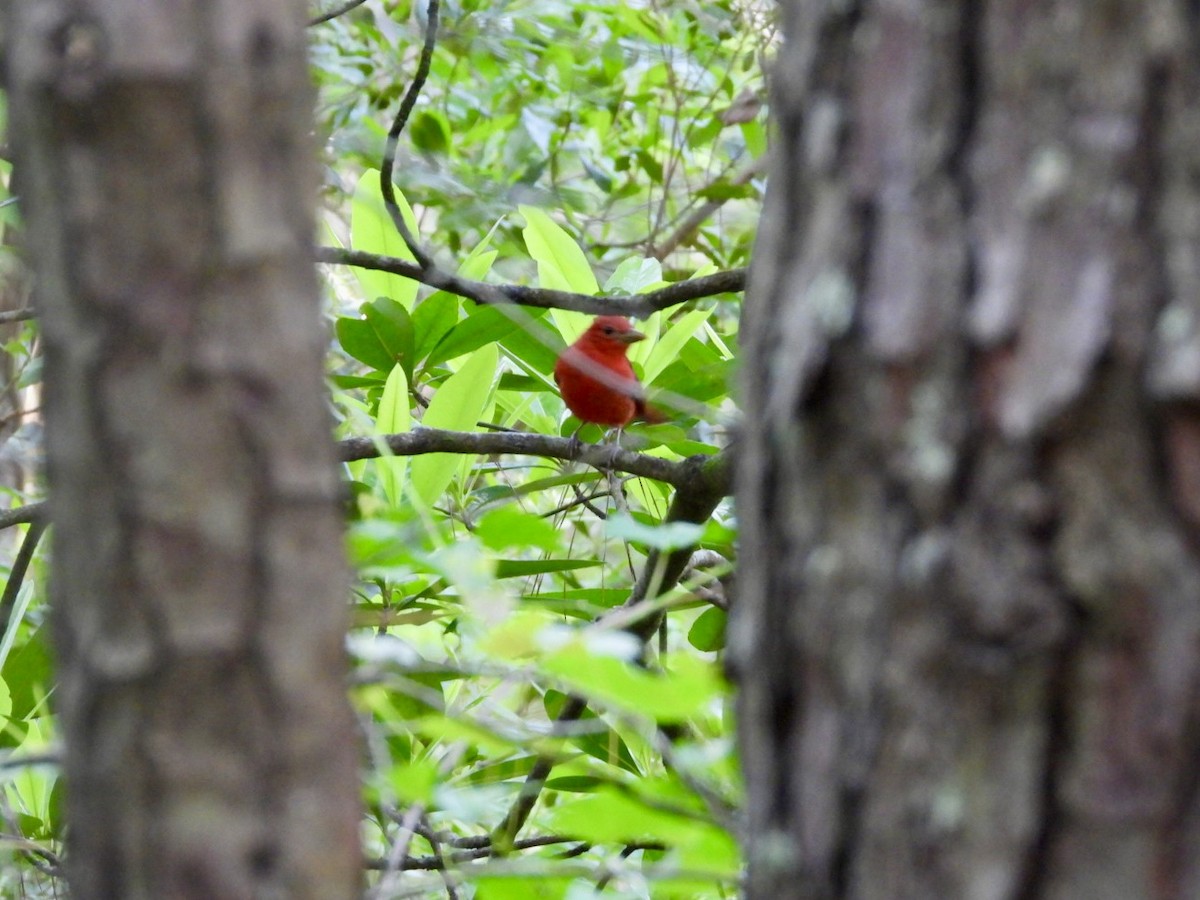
<box><xmin>4</xmin><ymin>1</ymin><xmax>361</xmax><ymax>896</ymax></box>
<box><xmin>734</xmin><ymin>2</ymin><xmax>1200</xmax><ymax>899</ymax></box>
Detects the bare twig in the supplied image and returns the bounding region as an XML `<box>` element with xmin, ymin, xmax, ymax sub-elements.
<box><xmin>380</xmin><ymin>0</ymin><xmax>440</xmax><ymax>269</ymax></box>
<box><xmin>338</xmin><ymin>428</ymin><xmax>732</xmax><ymax>492</ymax></box>
<box><xmin>316</xmin><ymin>245</ymin><xmax>746</xmax><ymax>317</ymax></box>
<box><xmin>490</xmin><ymin>451</ymin><xmax>731</xmax><ymax>845</ymax></box>
<box><xmin>0</xmin><ymin>518</ymin><xmax>45</xmax><ymax>644</ymax></box>
<box><xmin>651</xmin><ymin>154</ymin><xmax>769</xmax><ymax>261</ymax></box>
<box><xmin>0</xmin><ymin>307</ymin><xmax>35</xmax><ymax>325</ymax></box>
<box><xmin>307</xmin><ymin>0</ymin><xmax>369</xmax><ymax>26</ymax></box>
<box><xmin>0</xmin><ymin>501</ymin><xmax>45</xmax><ymax>531</ymax></box>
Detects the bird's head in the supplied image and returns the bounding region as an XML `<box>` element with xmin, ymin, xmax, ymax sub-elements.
<box><xmin>586</xmin><ymin>316</ymin><xmax>645</xmax><ymax>346</ymax></box>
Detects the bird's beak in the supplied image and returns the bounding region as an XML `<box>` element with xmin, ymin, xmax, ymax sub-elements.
<box><xmin>616</xmin><ymin>328</ymin><xmax>645</xmax><ymax>344</ymax></box>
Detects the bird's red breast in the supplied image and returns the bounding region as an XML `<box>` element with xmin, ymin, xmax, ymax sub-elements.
<box><xmin>554</xmin><ymin>315</ymin><xmax>663</xmax><ymax>427</ymax></box>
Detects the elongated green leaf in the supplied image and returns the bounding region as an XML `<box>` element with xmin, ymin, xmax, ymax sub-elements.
<box><xmin>427</xmin><ymin>306</ymin><xmax>523</xmax><ymax>367</ymax></box>
<box><xmin>410</xmin><ymin>343</ymin><xmax>498</xmax><ymax>505</ymax></box>
<box><xmin>350</xmin><ymin>169</ymin><xmax>420</xmax><ymax>307</ymax></box>
<box><xmin>494</xmin><ymin>558</ymin><xmax>600</xmax><ymax>578</ymax></box>
<box><xmin>499</xmin><ymin>316</ymin><xmax>562</xmax><ymax>375</ymax></box>
<box><xmin>518</xmin><ymin>207</ymin><xmax>595</xmax><ymax>343</ymax></box>
<box><xmin>376</xmin><ymin>364</ymin><xmax>411</xmax><ymax>506</ymax></box>
<box><xmin>412</xmin><ymin>292</ymin><xmax>461</xmax><ymax>362</ymax></box>
<box><xmin>519</xmin><ymin>206</ymin><xmax>598</xmax><ymax>295</ymax></box>
<box><xmin>475</xmin><ymin>875</ymin><xmax>571</xmax><ymax>900</ymax></box>
<box><xmin>544</xmin><ymin>691</ymin><xmax>640</xmax><ymax>774</ymax></box>
<box><xmin>476</xmin><ymin>507</ymin><xmax>561</xmax><ymax>552</ymax></box>
<box><xmin>604</xmin><ymin>256</ymin><xmax>663</xmax><ymax>294</ymax></box>
<box><xmin>636</xmin><ymin>307</ymin><xmax>713</xmax><ymax>382</ymax></box>
<box><xmin>546</xmin><ymin>786</ymin><xmax>717</xmax><ymax>846</ymax></box>
<box><xmin>542</xmin><ymin>648</ymin><xmax>721</xmax><ymax>723</ymax></box>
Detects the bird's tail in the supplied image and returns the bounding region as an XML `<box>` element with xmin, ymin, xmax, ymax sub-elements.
<box><xmin>635</xmin><ymin>398</ymin><xmax>668</xmax><ymax>424</ymax></box>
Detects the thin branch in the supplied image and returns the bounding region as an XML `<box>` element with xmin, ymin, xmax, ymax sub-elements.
<box><xmin>316</xmin><ymin>245</ymin><xmax>746</xmax><ymax>317</ymax></box>
<box><xmin>0</xmin><ymin>439</ymin><xmax>731</xmax><ymax>535</ymax></box>
<box><xmin>0</xmin><ymin>751</ymin><xmax>59</xmax><ymax>771</ymax></box>
<box><xmin>338</xmin><ymin>429</ymin><xmax>731</xmax><ymax>492</ymax></box>
<box><xmin>0</xmin><ymin>518</ymin><xmax>45</xmax><ymax>645</ymax></box>
<box><xmin>0</xmin><ymin>501</ymin><xmax>45</xmax><ymax>531</ymax></box>
<box><xmin>491</xmin><ymin>451</ymin><xmax>731</xmax><ymax>845</ymax></box>
<box><xmin>421</xmin><ymin>821</ymin><xmax>460</xmax><ymax>900</ymax></box>
<box><xmin>651</xmin><ymin>154</ymin><xmax>769</xmax><ymax>261</ymax></box>
<box><xmin>0</xmin><ymin>307</ymin><xmax>35</xmax><ymax>325</ymax></box>
<box><xmin>492</xmin><ymin>696</ymin><xmax>588</xmax><ymax>847</ymax></box>
<box><xmin>380</xmin><ymin>0</ymin><xmax>440</xmax><ymax>269</ymax></box>
<box><xmin>365</xmin><ymin>834</ymin><xmax>605</xmax><ymax>871</ymax></box>
<box><xmin>307</xmin><ymin>0</ymin><xmax>369</xmax><ymax>26</ymax></box>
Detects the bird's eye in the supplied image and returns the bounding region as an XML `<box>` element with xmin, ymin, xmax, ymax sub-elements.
<box><xmin>603</xmin><ymin>326</ymin><xmax>616</xmax><ymax>335</ymax></box>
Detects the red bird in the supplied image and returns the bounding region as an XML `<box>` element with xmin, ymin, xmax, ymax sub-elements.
<box><xmin>554</xmin><ymin>316</ymin><xmax>663</xmax><ymax>428</ymax></box>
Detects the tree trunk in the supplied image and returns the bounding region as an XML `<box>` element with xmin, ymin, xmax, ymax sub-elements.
<box><xmin>4</xmin><ymin>1</ymin><xmax>361</xmax><ymax>896</ymax></box>
<box><xmin>734</xmin><ymin>2</ymin><xmax>1200</xmax><ymax>898</ymax></box>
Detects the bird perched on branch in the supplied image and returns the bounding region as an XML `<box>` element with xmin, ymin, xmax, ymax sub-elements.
<box><xmin>554</xmin><ymin>315</ymin><xmax>664</xmax><ymax>430</ymax></box>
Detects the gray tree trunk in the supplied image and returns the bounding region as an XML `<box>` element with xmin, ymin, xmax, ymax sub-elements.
<box><xmin>735</xmin><ymin>2</ymin><xmax>1200</xmax><ymax>898</ymax></box>
<box><xmin>3</xmin><ymin>1</ymin><xmax>362</xmax><ymax>896</ymax></box>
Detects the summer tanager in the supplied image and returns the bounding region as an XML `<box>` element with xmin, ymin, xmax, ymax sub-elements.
<box><xmin>554</xmin><ymin>315</ymin><xmax>664</xmax><ymax>427</ymax></box>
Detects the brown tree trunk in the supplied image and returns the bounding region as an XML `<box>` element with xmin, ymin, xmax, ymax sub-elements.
<box><xmin>4</xmin><ymin>1</ymin><xmax>361</xmax><ymax>896</ymax></box>
<box><xmin>735</xmin><ymin>2</ymin><xmax>1200</xmax><ymax>898</ymax></box>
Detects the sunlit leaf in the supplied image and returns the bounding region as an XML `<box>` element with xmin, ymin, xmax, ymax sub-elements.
<box><xmin>476</xmin><ymin>506</ymin><xmax>561</xmax><ymax>552</ymax></box>
<box><xmin>687</xmin><ymin>608</ymin><xmax>727</xmax><ymax>652</ymax></box>
<box><xmin>410</xmin><ymin>343</ymin><xmax>498</xmax><ymax>505</ymax></box>
<box><xmin>350</xmin><ymin>169</ymin><xmax>420</xmax><ymax>308</ymax></box>
<box><xmin>520</xmin><ymin>207</ymin><xmax>596</xmax><ymax>294</ymax></box>
<box><xmin>375</xmin><ymin>363</ymin><xmax>411</xmax><ymax>507</ymax></box>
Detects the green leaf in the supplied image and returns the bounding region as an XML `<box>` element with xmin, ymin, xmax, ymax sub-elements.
<box><xmin>336</xmin><ymin>317</ymin><xmax>394</xmax><ymax>372</ymax></box>
<box><xmin>542</xmin><ymin>649</ymin><xmax>721</xmax><ymax>723</ymax></box>
<box><xmin>741</xmin><ymin>118</ymin><xmax>768</xmax><ymax>158</ymax></box>
<box><xmin>518</xmin><ymin>206</ymin><xmax>599</xmax><ymax>294</ymax></box>
<box><xmin>427</xmin><ymin>306</ymin><xmax>523</xmax><ymax>367</ymax></box>
<box><xmin>475</xmin><ymin>875</ymin><xmax>571</xmax><ymax>900</ymax></box>
<box><xmin>498</xmin><ymin>316</ymin><xmax>562</xmax><ymax>375</ymax></box>
<box><xmin>545</xmin><ymin>776</ymin><xmax>602</xmax><ymax>792</ymax></box>
<box><xmin>687</xmin><ymin>608</ymin><xmax>727</xmax><ymax>652</ymax></box>
<box><xmin>604</xmin><ymin>257</ymin><xmax>663</xmax><ymax>295</ymax></box>
<box><xmin>697</xmin><ymin>181</ymin><xmax>754</xmax><ymax>202</ymax></box>
<box><xmin>375</xmin><ymin>364</ymin><xmax>411</xmax><ymax>507</ymax></box>
<box><xmin>476</xmin><ymin>507</ymin><xmax>561</xmax><ymax>553</ymax></box>
<box><xmin>350</xmin><ymin>169</ymin><xmax>420</xmax><ymax>307</ymax></box>
<box><xmin>410</xmin><ymin>343</ymin><xmax>498</xmax><ymax>505</ymax></box>
<box><xmin>390</xmin><ymin>758</ymin><xmax>440</xmax><ymax>805</ymax></box>
<box><xmin>0</xmin><ymin>631</ymin><xmax>51</xmax><ymax>750</ymax></box>
<box><xmin>543</xmin><ymin>691</ymin><xmax>640</xmax><ymax>774</ymax></box>
<box><xmin>363</xmin><ymin>297</ymin><xmax>415</xmax><ymax>382</ymax></box>
<box><xmin>460</xmin><ymin>756</ymin><xmax>537</xmax><ymax>786</ymax></box>
<box><xmin>412</xmin><ymin>292</ymin><xmax>461</xmax><ymax>362</ymax></box>
<box><xmin>494</xmin><ymin>558</ymin><xmax>600</xmax><ymax>578</ymax></box>
<box><xmin>636</xmin><ymin>308</ymin><xmax>713</xmax><ymax>383</ymax></box>
<box><xmin>635</xmin><ymin>149</ymin><xmax>663</xmax><ymax>183</ymax></box>
<box><xmin>606</xmin><ymin>514</ymin><xmax>704</xmax><ymax>551</ymax></box>
<box><xmin>545</xmin><ymin>786</ymin><xmax>717</xmax><ymax>846</ymax></box>
<box><xmin>582</xmin><ymin>155</ymin><xmax>613</xmax><ymax>192</ymax></box>
<box><xmin>409</xmin><ymin>109</ymin><xmax>452</xmax><ymax>155</ymax></box>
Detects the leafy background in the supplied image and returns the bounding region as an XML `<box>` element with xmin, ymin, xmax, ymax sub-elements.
<box><xmin>0</xmin><ymin>0</ymin><xmax>771</xmax><ymax>896</ymax></box>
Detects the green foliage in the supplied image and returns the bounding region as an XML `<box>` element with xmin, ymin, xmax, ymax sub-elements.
<box><xmin>0</xmin><ymin>0</ymin><xmax>766</xmax><ymax>893</ymax></box>
<box><xmin>316</xmin><ymin>1</ymin><xmax>759</xmax><ymax>891</ymax></box>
